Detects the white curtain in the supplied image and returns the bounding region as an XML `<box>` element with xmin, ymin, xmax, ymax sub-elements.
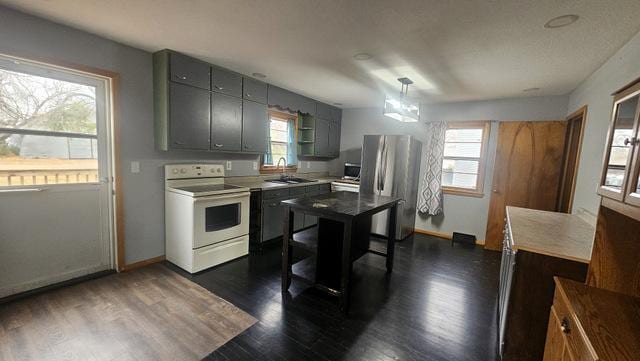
<box><xmin>418</xmin><ymin>121</ymin><xmax>448</xmax><ymax>215</ymax></box>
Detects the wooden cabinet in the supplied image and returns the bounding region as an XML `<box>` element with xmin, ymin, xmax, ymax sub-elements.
<box><xmin>242</xmin><ymin>100</ymin><xmax>269</xmax><ymax>153</ymax></box>
<box><xmin>211</xmin><ymin>92</ymin><xmax>242</xmax><ymax>151</ymax></box>
<box><xmin>211</xmin><ymin>66</ymin><xmax>242</xmax><ymax>98</ymax></box>
<box><xmin>543</xmin><ymin>278</ymin><xmax>640</xmax><ymax>361</ymax></box>
<box><xmin>168</xmin><ymin>83</ymin><xmax>210</xmax><ymax>150</ymax></box>
<box><xmin>598</xmin><ymin>80</ymin><xmax>640</xmax><ymax>206</ymax></box>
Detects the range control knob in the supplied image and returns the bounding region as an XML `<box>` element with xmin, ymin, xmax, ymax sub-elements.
<box><xmin>217</xmin><ymin>168</ymin><xmax>222</xmax><ymax>173</ymax></box>
<box><xmin>180</xmin><ymin>168</ymin><xmax>187</xmax><ymax>174</ymax></box>
<box><xmin>172</xmin><ymin>169</ymin><xmax>179</xmax><ymax>174</ymax></box>
<box><xmin>210</xmin><ymin>167</ymin><xmax>216</xmax><ymax>173</ymax></box>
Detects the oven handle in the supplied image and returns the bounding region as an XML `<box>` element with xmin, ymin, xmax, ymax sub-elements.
<box><xmin>192</xmin><ymin>192</ymin><xmax>251</xmax><ymax>203</ymax></box>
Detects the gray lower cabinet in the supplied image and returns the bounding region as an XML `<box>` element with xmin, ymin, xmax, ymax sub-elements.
<box><xmin>211</xmin><ymin>93</ymin><xmax>242</xmax><ymax>151</ymax></box>
<box><xmin>242</xmin><ymin>100</ymin><xmax>268</xmax><ymax>153</ymax></box>
<box><xmin>169</xmin><ymin>83</ymin><xmax>210</xmax><ymax>150</ymax></box>
<box><xmin>259</xmin><ymin>184</ymin><xmax>331</xmax><ymax>244</ymax></box>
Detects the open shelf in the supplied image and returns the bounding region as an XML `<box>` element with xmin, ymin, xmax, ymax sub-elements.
<box><xmin>291</xmin><ymin>227</ymin><xmax>319</xmax><ymax>253</ymax></box>
<box><xmin>290</xmin><ymin>257</ymin><xmax>341</xmax><ymax>296</ymax></box>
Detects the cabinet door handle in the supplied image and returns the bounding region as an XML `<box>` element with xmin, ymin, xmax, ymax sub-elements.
<box><xmin>245</xmin><ymin>93</ymin><xmax>252</xmax><ymax>98</ymax></box>
<box><xmin>214</xmin><ymin>144</ymin><xmax>223</xmax><ymax>148</ymax></box>
<box><xmin>560</xmin><ymin>317</ymin><xmax>570</xmax><ymax>334</ymax></box>
<box><xmin>244</xmin><ymin>144</ymin><xmax>250</xmax><ymax>149</ymax></box>
<box><xmin>214</xmin><ymin>85</ymin><xmax>224</xmax><ymax>91</ymax></box>
<box><xmin>624</xmin><ymin>137</ymin><xmax>639</xmax><ymax>146</ymax></box>
<box><xmin>174</xmin><ymin>141</ymin><xmax>185</xmax><ymax>145</ymax></box>
<box><xmin>175</xmin><ymin>75</ymin><xmax>187</xmax><ymax>80</ymax></box>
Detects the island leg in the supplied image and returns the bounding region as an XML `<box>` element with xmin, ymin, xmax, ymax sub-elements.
<box><xmin>386</xmin><ymin>204</ymin><xmax>397</xmax><ymax>273</ymax></box>
<box><xmin>339</xmin><ymin>220</ymin><xmax>353</xmax><ymax>313</ymax></box>
<box><xmin>282</xmin><ymin>206</ymin><xmax>294</xmax><ymax>292</ymax></box>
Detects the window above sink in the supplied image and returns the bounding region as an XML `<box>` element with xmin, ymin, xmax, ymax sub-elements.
<box><xmin>261</xmin><ymin>109</ymin><xmax>298</xmax><ymax>173</ymax></box>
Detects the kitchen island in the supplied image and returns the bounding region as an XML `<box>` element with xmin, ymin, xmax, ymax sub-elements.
<box><xmin>281</xmin><ymin>191</ymin><xmax>400</xmax><ymax>312</ymax></box>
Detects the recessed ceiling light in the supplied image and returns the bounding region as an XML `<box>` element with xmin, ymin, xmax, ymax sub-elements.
<box><xmin>333</xmin><ymin>102</ymin><xmax>343</xmax><ymax>106</ymax></box>
<box><xmin>544</xmin><ymin>14</ymin><xmax>579</xmax><ymax>29</ymax></box>
<box><xmin>252</xmin><ymin>72</ymin><xmax>267</xmax><ymax>78</ymax></box>
<box><xmin>523</xmin><ymin>87</ymin><xmax>540</xmax><ymax>92</ymax></box>
<box><xmin>353</xmin><ymin>53</ymin><xmax>372</xmax><ymax>61</ymax></box>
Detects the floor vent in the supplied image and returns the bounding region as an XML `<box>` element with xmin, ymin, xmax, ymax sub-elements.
<box><xmin>452</xmin><ymin>232</ymin><xmax>476</xmax><ymax>246</ymax></box>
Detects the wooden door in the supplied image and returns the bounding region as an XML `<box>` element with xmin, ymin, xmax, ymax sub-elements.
<box><xmin>485</xmin><ymin>121</ymin><xmax>567</xmax><ymax>250</ymax></box>
<box><xmin>557</xmin><ymin>107</ymin><xmax>587</xmax><ymax>213</ymax></box>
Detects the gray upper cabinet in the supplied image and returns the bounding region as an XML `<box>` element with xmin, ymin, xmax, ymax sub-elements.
<box><xmin>316</xmin><ymin>102</ymin><xmax>333</xmax><ymax>120</ymax></box>
<box><xmin>211</xmin><ymin>93</ymin><xmax>242</xmax><ymax>151</ymax></box>
<box><xmin>169</xmin><ymin>52</ymin><xmax>210</xmax><ymax>90</ymax></box>
<box><xmin>169</xmin><ymin>83</ymin><xmax>210</xmax><ymax>150</ymax></box>
<box><xmin>328</xmin><ymin>118</ymin><xmax>341</xmax><ymax>157</ymax></box>
<box><xmin>242</xmin><ymin>100</ymin><xmax>269</xmax><ymax>153</ymax></box>
<box><xmin>268</xmin><ymin>85</ymin><xmax>296</xmax><ymax>111</ymax></box>
<box><xmin>298</xmin><ymin>96</ymin><xmax>316</xmax><ymax>116</ymax></box>
<box><xmin>314</xmin><ymin>117</ymin><xmax>330</xmax><ymax>156</ymax></box>
<box><xmin>211</xmin><ymin>67</ymin><xmax>242</xmax><ymax>98</ymax></box>
<box><xmin>243</xmin><ymin>78</ymin><xmax>268</xmax><ymax>104</ymax></box>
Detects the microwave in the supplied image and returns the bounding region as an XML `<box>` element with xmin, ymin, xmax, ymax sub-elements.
<box><xmin>343</xmin><ymin>163</ymin><xmax>361</xmax><ymax>180</ymax></box>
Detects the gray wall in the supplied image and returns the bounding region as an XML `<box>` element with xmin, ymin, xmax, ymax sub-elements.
<box><xmin>339</xmin><ymin>95</ymin><xmax>569</xmax><ymax>240</ymax></box>
<box><xmin>0</xmin><ymin>6</ymin><xmax>330</xmax><ymax>264</ymax></box>
<box><xmin>567</xmin><ymin>30</ymin><xmax>640</xmax><ymax>217</ymax></box>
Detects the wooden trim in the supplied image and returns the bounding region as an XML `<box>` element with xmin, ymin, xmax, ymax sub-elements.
<box><xmin>442</xmin><ymin>121</ymin><xmax>491</xmax><ymax>196</ymax></box>
<box><xmin>557</xmin><ymin>105</ymin><xmax>587</xmax><ymax>213</ymax></box>
<box><xmin>612</xmin><ymin>75</ymin><xmax>640</xmax><ymax>98</ymax></box>
<box><xmin>260</xmin><ymin>108</ymin><xmax>299</xmax><ymax>173</ymax></box>
<box><xmin>0</xmin><ymin>51</ymin><xmax>126</xmax><ymax>271</ymax></box>
<box><xmin>414</xmin><ymin>228</ymin><xmax>484</xmax><ymax>245</ymax></box>
<box><xmin>121</xmin><ymin>256</ymin><xmax>166</xmax><ymax>272</ymax></box>
<box><xmin>601</xmin><ymin>196</ymin><xmax>640</xmax><ymax>222</ymax></box>
<box><xmin>598</xmin><ymin>87</ymin><xmax>640</xmax><ymax>201</ymax></box>
<box><xmin>414</xmin><ymin>228</ymin><xmax>452</xmax><ymax>240</ymax></box>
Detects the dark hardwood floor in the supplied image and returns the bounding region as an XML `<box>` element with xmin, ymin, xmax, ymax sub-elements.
<box><xmin>168</xmin><ymin>233</ymin><xmax>502</xmax><ymax>361</ymax></box>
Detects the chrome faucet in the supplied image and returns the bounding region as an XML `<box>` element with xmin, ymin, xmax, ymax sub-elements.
<box><xmin>276</xmin><ymin>157</ymin><xmax>287</xmax><ymax>179</ymax></box>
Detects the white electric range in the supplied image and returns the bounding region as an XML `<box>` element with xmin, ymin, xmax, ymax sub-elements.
<box><xmin>165</xmin><ymin>164</ymin><xmax>250</xmax><ymax>273</ymax></box>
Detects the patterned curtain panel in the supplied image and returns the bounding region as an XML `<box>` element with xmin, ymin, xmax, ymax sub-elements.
<box><xmin>418</xmin><ymin>121</ymin><xmax>448</xmax><ymax>215</ymax></box>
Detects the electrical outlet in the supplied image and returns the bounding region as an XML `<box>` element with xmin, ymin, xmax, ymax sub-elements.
<box><xmin>130</xmin><ymin>161</ymin><xmax>140</xmax><ymax>173</ymax></box>
<box><xmin>252</xmin><ymin>161</ymin><xmax>258</xmax><ymax>170</ymax></box>
<box><xmin>226</xmin><ymin>161</ymin><xmax>232</xmax><ymax>171</ymax></box>
<box><xmin>306</xmin><ymin>161</ymin><xmax>311</xmax><ymax>169</ymax></box>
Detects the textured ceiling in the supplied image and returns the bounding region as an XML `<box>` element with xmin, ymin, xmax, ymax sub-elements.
<box><xmin>2</xmin><ymin>0</ymin><xmax>640</xmax><ymax>107</ymax></box>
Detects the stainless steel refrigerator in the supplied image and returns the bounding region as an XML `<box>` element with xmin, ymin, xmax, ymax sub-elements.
<box><xmin>359</xmin><ymin>135</ymin><xmax>422</xmax><ymax>240</ymax></box>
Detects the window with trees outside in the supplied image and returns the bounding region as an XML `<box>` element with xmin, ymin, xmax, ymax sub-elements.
<box><xmin>442</xmin><ymin>121</ymin><xmax>491</xmax><ymax>196</ymax></box>
<box><xmin>262</xmin><ymin>110</ymin><xmax>297</xmax><ymax>171</ymax></box>
<box><xmin>0</xmin><ymin>61</ymin><xmax>99</xmax><ymax>187</ymax></box>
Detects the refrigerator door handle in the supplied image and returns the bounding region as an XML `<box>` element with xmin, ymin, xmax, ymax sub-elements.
<box><xmin>379</xmin><ymin>137</ymin><xmax>388</xmax><ymax>193</ymax></box>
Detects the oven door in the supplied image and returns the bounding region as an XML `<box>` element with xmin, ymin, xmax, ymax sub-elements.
<box><xmin>192</xmin><ymin>192</ymin><xmax>250</xmax><ymax>249</ymax></box>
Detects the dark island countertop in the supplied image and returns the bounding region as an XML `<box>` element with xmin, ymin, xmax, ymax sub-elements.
<box><xmin>281</xmin><ymin>191</ymin><xmax>401</xmax><ymax>220</ymax></box>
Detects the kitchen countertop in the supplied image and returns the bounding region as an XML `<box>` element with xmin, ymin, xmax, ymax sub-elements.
<box><xmin>506</xmin><ymin>206</ymin><xmax>595</xmax><ymax>264</ymax></box>
<box><xmin>227</xmin><ymin>176</ymin><xmax>341</xmax><ymax>191</ymax></box>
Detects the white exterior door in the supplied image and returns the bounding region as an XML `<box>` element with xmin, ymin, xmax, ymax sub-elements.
<box><xmin>0</xmin><ymin>55</ymin><xmax>114</xmax><ymax>298</ymax></box>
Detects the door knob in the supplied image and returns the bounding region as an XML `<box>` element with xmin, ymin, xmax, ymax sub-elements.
<box><xmin>493</xmin><ymin>189</ymin><xmax>498</xmax><ymax>193</ymax></box>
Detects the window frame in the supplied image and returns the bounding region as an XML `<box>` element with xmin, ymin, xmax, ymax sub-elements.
<box><xmin>441</xmin><ymin>120</ymin><xmax>491</xmax><ymax>197</ymax></box>
<box><xmin>260</xmin><ymin>108</ymin><xmax>298</xmax><ymax>173</ymax></box>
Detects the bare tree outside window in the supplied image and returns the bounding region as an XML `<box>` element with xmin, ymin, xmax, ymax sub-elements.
<box><xmin>0</xmin><ymin>68</ymin><xmax>99</xmax><ymax>186</ymax></box>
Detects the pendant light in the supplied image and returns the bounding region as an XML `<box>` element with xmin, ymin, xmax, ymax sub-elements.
<box><xmin>384</xmin><ymin>77</ymin><xmax>420</xmax><ymax>122</ymax></box>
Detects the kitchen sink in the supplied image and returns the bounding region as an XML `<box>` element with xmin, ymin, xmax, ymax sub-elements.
<box><xmin>266</xmin><ymin>177</ymin><xmax>317</xmax><ymax>184</ymax></box>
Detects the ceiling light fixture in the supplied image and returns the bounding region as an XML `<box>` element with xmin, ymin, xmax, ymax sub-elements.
<box><xmin>544</xmin><ymin>14</ymin><xmax>579</xmax><ymax>29</ymax></box>
<box><xmin>522</xmin><ymin>87</ymin><xmax>540</xmax><ymax>92</ymax></box>
<box><xmin>353</xmin><ymin>53</ymin><xmax>372</xmax><ymax>61</ymax></box>
<box><xmin>384</xmin><ymin>77</ymin><xmax>420</xmax><ymax>123</ymax></box>
<box><xmin>252</xmin><ymin>72</ymin><xmax>267</xmax><ymax>78</ymax></box>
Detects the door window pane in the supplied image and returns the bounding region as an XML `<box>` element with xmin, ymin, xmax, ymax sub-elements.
<box><xmin>0</xmin><ymin>133</ymin><xmax>98</xmax><ymax>186</ymax></box>
<box><xmin>0</xmin><ymin>68</ymin><xmax>97</xmax><ymax>135</ymax></box>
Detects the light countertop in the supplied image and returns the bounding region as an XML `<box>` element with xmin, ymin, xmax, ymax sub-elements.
<box><xmin>506</xmin><ymin>206</ymin><xmax>595</xmax><ymax>264</ymax></box>
<box><xmin>226</xmin><ymin>175</ymin><xmax>341</xmax><ymax>191</ymax></box>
